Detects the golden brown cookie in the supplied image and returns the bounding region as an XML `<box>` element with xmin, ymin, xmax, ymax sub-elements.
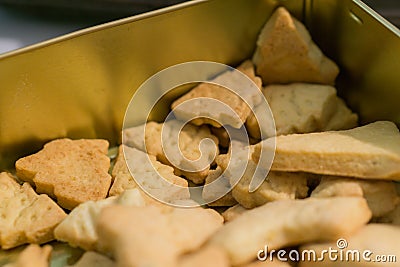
<box><xmin>253</xmin><ymin>7</ymin><xmax>339</xmax><ymax>84</ymax></box>
<box><xmin>15</xmin><ymin>138</ymin><xmax>112</xmax><ymax>210</ymax></box>
<box><xmin>171</xmin><ymin>60</ymin><xmax>262</xmax><ymax>129</ymax></box>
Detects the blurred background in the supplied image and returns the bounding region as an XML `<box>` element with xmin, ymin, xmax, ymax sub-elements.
<box><xmin>0</xmin><ymin>0</ymin><xmax>399</xmax><ymax>55</ymax></box>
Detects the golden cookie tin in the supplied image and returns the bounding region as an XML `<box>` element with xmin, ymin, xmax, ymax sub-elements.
<box><xmin>0</xmin><ymin>0</ymin><xmax>399</xmax><ymax>264</ymax></box>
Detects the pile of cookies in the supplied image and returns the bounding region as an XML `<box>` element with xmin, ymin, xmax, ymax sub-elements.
<box><xmin>2</xmin><ymin>7</ymin><xmax>400</xmax><ymax>267</ymax></box>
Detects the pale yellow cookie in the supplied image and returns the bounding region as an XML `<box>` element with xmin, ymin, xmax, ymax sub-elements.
<box><xmin>299</xmin><ymin>224</ymin><xmax>400</xmax><ymax>267</ymax></box>
<box><xmin>253</xmin><ymin>7</ymin><xmax>339</xmax><ymax>84</ymax></box>
<box><xmin>209</xmin><ymin>197</ymin><xmax>371</xmax><ymax>265</ymax></box>
<box><xmin>246</xmin><ymin>83</ymin><xmax>357</xmax><ymax>139</ymax></box>
<box><xmin>124</xmin><ymin>121</ymin><xmax>219</xmax><ymax>184</ymax></box>
<box><xmin>253</xmin><ymin>121</ymin><xmax>400</xmax><ymax>180</ymax></box>
<box><xmin>15</xmin><ymin>138</ymin><xmax>112</xmax><ymax>210</ymax></box>
<box><xmin>171</xmin><ymin>60</ymin><xmax>262</xmax><ymax>129</ymax></box>
<box><xmin>96</xmin><ymin>205</ymin><xmax>223</xmax><ymax>267</ymax></box>
<box><xmin>232</xmin><ymin>163</ymin><xmax>310</xmax><ymax>208</ymax></box>
<box><xmin>222</xmin><ymin>204</ymin><xmax>248</xmax><ymax>222</ymax></box>
<box><xmin>202</xmin><ymin>167</ymin><xmax>237</xmax><ymax>207</ymax></box>
<box><xmin>109</xmin><ymin>145</ymin><xmax>190</xmax><ymax>202</ymax></box>
<box><xmin>4</xmin><ymin>244</ymin><xmax>52</xmax><ymax>267</ymax></box>
<box><xmin>178</xmin><ymin>245</ymin><xmax>230</xmax><ymax>267</ymax></box>
<box><xmin>55</xmin><ymin>189</ymin><xmax>148</xmax><ymax>252</ymax></box>
<box><xmin>0</xmin><ymin>172</ymin><xmax>66</xmax><ymax>249</ymax></box>
<box><xmin>322</xmin><ymin>98</ymin><xmax>358</xmax><ymax>131</ymax></box>
<box><xmin>67</xmin><ymin>252</ymin><xmax>115</xmax><ymax>267</ymax></box>
<box><xmin>311</xmin><ymin>176</ymin><xmax>399</xmax><ymax>217</ymax></box>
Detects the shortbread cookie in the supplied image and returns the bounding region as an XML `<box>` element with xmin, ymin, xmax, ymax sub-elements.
<box><xmin>178</xmin><ymin>246</ymin><xmax>230</xmax><ymax>267</ymax></box>
<box><xmin>222</xmin><ymin>204</ymin><xmax>248</xmax><ymax>222</ymax></box>
<box><xmin>67</xmin><ymin>252</ymin><xmax>115</xmax><ymax>267</ymax></box>
<box><xmin>299</xmin><ymin>224</ymin><xmax>400</xmax><ymax>267</ymax></box>
<box><xmin>0</xmin><ymin>172</ymin><xmax>66</xmax><ymax>249</ymax></box>
<box><xmin>311</xmin><ymin>176</ymin><xmax>399</xmax><ymax>217</ymax></box>
<box><xmin>246</xmin><ymin>83</ymin><xmax>357</xmax><ymax>139</ymax></box>
<box><xmin>253</xmin><ymin>7</ymin><xmax>339</xmax><ymax>84</ymax></box>
<box><xmin>109</xmin><ymin>145</ymin><xmax>190</xmax><ymax>199</ymax></box>
<box><xmin>4</xmin><ymin>244</ymin><xmax>52</xmax><ymax>267</ymax></box>
<box><xmin>171</xmin><ymin>60</ymin><xmax>262</xmax><ymax>128</ymax></box>
<box><xmin>202</xmin><ymin>167</ymin><xmax>238</xmax><ymax>207</ymax></box>
<box><xmin>209</xmin><ymin>197</ymin><xmax>371</xmax><ymax>265</ymax></box>
<box><xmin>96</xmin><ymin>205</ymin><xmax>223</xmax><ymax>267</ymax></box>
<box><xmin>253</xmin><ymin>121</ymin><xmax>400</xmax><ymax>180</ymax></box>
<box><xmin>215</xmin><ymin>141</ymin><xmax>309</xmax><ymax>208</ymax></box>
<box><xmin>108</xmin><ymin>145</ymin><xmax>190</xmax><ymax>201</ymax></box>
<box><xmin>15</xmin><ymin>138</ymin><xmax>112</xmax><ymax>210</ymax></box>
<box><xmin>54</xmin><ymin>189</ymin><xmax>148</xmax><ymax>252</ymax></box>
<box><xmin>124</xmin><ymin>120</ymin><xmax>219</xmax><ymax>184</ymax></box>
<box><xmin>322</xmin><ymin>98</ymin><xmax>358</xmax><ymax>131</ymax></box>
<box><xmin>232</xmin><ymin>161</ymin><xmax>310</xmax><ymax>208</ymax></box>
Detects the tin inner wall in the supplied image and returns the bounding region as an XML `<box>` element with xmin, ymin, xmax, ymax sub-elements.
<box><xmin>0</xmin><ymin>0</ymin><xmax>399</xmax><ymax>169</ymax></box>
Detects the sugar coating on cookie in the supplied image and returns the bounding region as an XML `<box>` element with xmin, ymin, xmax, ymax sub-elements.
<box><xmin>253</xmin><ymin>7</ymin><xmax>339</xmax><ymax>84</ymax></box>
<box><xmin>253</xmin><ymin>121</ymin><xmax>400</xmax><ymax>180</ymax></box>
<box><xmin>15</xmin><ymin>138</ymin><xmax>112</xmax><ymax>210</ymax></box>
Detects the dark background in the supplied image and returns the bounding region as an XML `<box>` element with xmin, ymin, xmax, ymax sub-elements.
<box><xmin>0</xmin><ymin>0</ymin><xmax>399</xmax><ymax>54</ymax></box>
